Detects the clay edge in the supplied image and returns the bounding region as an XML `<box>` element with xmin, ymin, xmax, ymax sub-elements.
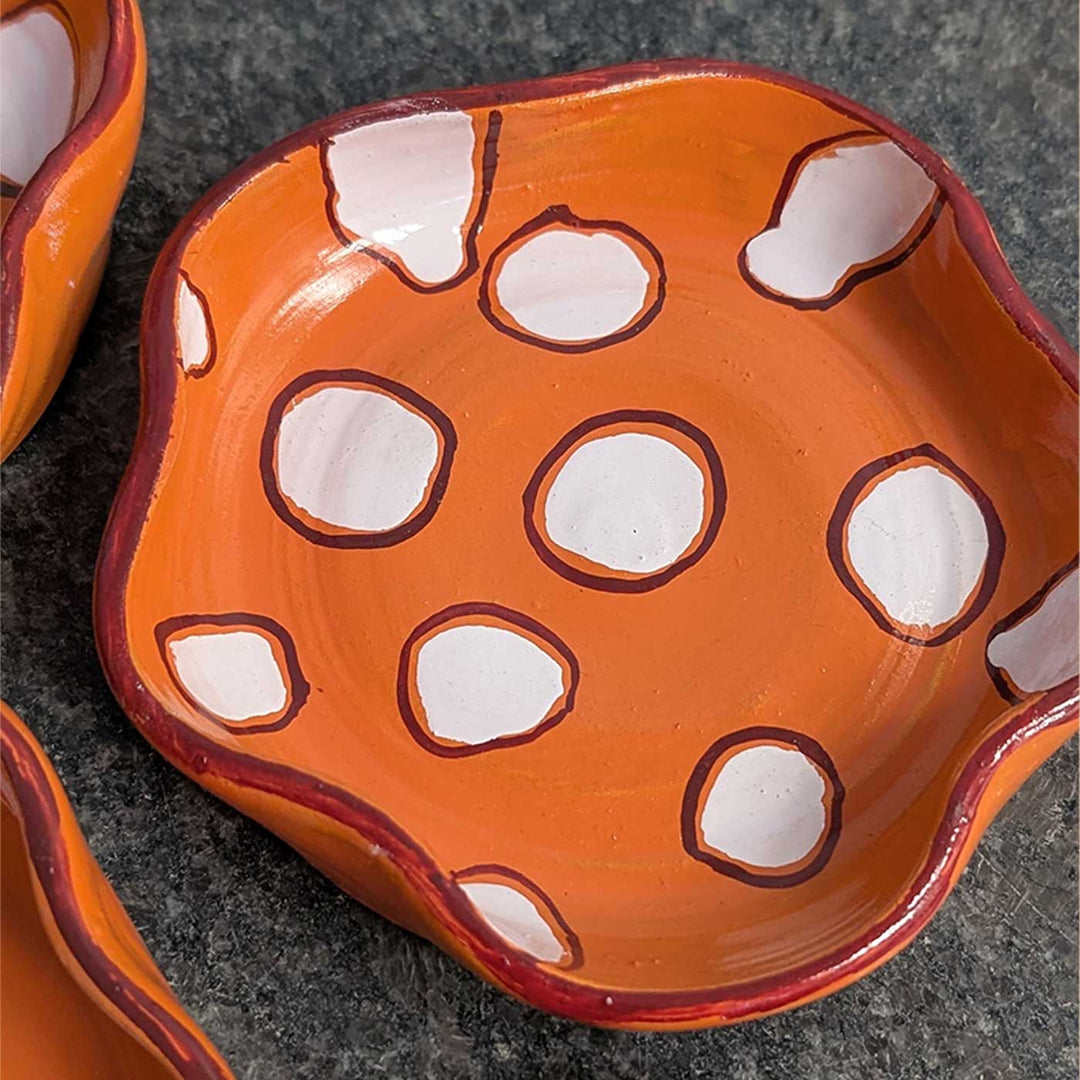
<box><xmin>0</xmin><ymin>709</ymin><xmax>233</xmax><ymax>1079</ymax></box>
<box><xmin>94</xmin><ymin>59</ymin><xmax>1080</xmax><ymax>1027</ymax></box>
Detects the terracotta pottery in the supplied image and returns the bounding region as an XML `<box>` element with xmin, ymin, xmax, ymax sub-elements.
<box><xmin>0</xmin><ymin>0</ymin><xmax>146</xmax><ymax>459</ymax></box>
<box><xmin>0</xmin><ymin>703</ymin><xmax>235</xmax><ymax>1078</ymax></box>
<box><xmin>95</xmin><ymin>61</ymin><xmax>1078</xmax><ymax>1029</ymax></box>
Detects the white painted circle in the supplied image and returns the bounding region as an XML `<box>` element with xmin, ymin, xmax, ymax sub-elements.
<box><xmin>275</xmin><ymin>386</ymin><xmax>440</xmax><ymax>533</ymax></box>
<box><xmin>494</xmin><ymin>228</ymin><xmax>650</xmax><ymax>342</ymax></box>
<box><xmin>177</xmin><ymin>277</ymin><xmax>212</xmax><ymax>373</ymax></box>
<box><xmin>326</xmin><ymin>110</ymin><xmax>476</xmax><ymax>285</ymax></box>
<box><xmin>744</xmin><ymin>140</ymin><xmax>937</xmax><ymax>301</ymax></box>
<box><xmin>987</xmin><ymin>568</ymin><xmax>1079</xmax><ymax>694</ymax></box>
<box><xmin>700</xmin><ymin>744</ymin><xmax>827</xmax><ymax>868</ymax></box>
<box><xmin>416</xmin><ymin>624</ymin><xmax>565</xmax><ymax>745</ymax></box>
<box><xmin>846</xmin><ymin>464</ymin><xmax>989</xmax><ymax>629</ymax></box>
<box><xmin>0</xmin><ymin>8</ymin><xmax>76</xmax><ymax>187</ymax></box>
<box><xmin>460</xmin><ymin>881</ymin><xmax>565</xmax><ymax>963</ymax></box>
<box><xmin>543</xmin><ymin>432</ymin><xmax>706</xmax><ymax>574</ymax></box>
<box><xmin>169</xmin><ymin>630</ymin><xmax>287</xmax><ymax>722</ymax></box>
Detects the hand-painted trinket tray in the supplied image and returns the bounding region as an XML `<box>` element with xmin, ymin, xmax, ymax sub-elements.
<box><xmin>1</xmin><ymin>703</ymin><xmax>234</xmax><ymax>1077</ymax></box>
<box><xmin>0</xmin><ymin>0</ymin><xmax>145</xmax><ymax>459</ymax></box>
<box><xmin>96</xmin><ymin>61</ymin><xmax>1078</xmax><ymax>1029</ymax></box>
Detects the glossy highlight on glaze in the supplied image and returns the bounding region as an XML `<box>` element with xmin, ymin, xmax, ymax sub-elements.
<box><xmin>321</xmin><ymin>108</ymin><xmax>502</xmax><ymax>292</ymax></box>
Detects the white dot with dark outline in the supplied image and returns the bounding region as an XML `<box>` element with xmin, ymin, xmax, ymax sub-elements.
<box><xmin>415</xmin><ymin>624</ymin><xmax>565</xmax><ymax>746</ymax></box>
<box><xmin>745</xmin><ymin>139</ymin><xmax>936</xmax><ymax>301</ymax></box>
<box><xmin>494</xmin><ymin>228</ymin><xmax>650</xmax><ymax>343</ymax></box>
<box><xmin>698</xmin><ymin>744</ymin><xmax>828</xmax><ymax>869</ymax></box>
<box><xmin>543</xmin><ymin>431</ymin><xmax>706</xmax><ymax>574</ymax></box>
<box><xmin>846</xmin><ymin>463</ymin><xmax>989</xmax><ymax>631</ymax></box>
<box><xmin>168</xmin><ymin>630</ymin><xmax>287</xmax><ymax>722</ymax></box>
<box><xmin>987</xmin><ymin>568</ymin><xmax>1079</xmax><ymax>694</ymax></box>
<box><xmin>274</xmin><ymin>385</ymin><xmax>441</xmax><ymax>533</ymax></box>
<box><xmin>325</xmin><ymin>110</ymin><xmax>476</xmax><ymax>285</ymax></box>
<box><xmin>459</xmin><ymin>881</ymin><xmax>567</xmax><ymax>964</ymax></box>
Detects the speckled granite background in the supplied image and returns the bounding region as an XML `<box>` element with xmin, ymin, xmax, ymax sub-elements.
<box><xmin>2</xmin><ymin>1</ymin><xmax>1077</xmax><ymax>1077</ymax></box>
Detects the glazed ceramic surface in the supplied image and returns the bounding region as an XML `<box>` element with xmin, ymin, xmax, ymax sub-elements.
<box><xmin>0</xmin><ymin>0</ymin><xmax>145</xmax><ymax>459</ymax></box>
<box><xmin>0</xmin><ymin>703</ymin><xmax>234</xmax><ymax>1078</ymax></box>
<box><xmin>96</xmin><ymin>62</ymin><xmax>1078</xmax><ymax>1029</ymax></box>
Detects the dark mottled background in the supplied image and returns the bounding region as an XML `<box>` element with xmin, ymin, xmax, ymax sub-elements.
<box><xmin>2</xmin><ymin>1</ymin><xmax>1077</xmax><ymax>1077</ymax></box>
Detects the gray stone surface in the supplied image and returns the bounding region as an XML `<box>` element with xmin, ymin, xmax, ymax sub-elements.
<box><xmin>1</xmin><ymin>0</ymin><xmax>1076</xmax><ymax>1077</ymax></box>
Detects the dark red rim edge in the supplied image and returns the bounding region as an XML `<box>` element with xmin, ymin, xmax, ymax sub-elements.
<box><xmin>94</xmin><ymin>59</ymin><xmax>1079</xmax><ymax>1028</ymax></box>
<box><xmin>0</xmin><ymin>712</ymin><xmax>233</xmax><ymax>1078</ymax></box>
<box><xmin>0</xmin><ymin>0</ymin><xmax>141</xmax><ymax>388</ymax></box>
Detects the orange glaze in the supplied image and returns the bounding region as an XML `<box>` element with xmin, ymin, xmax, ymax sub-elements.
<box><xmin>0</xmin><ymin>0</ymin><xmax>145</xmax><ymax>459</ymax></box>
<box><xmin>0</xmin><ymin>703</ymin><xmax>235</xmax><ymax>1077</ymax></box>
<box><xmin>96</xmin><ymin>63</ymin><xmax>1078</xmax><ymax>1028</ymax></box>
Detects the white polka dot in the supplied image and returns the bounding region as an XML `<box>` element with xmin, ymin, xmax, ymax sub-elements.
<box><xmin>544</xmin><ymin>432</ymin><xmax>705</xmax><ymax>573</ymax></box>
<box><xmin>177</xmin><ymin>276</ymin><xmax>212</xmax><ymax>373</ymax></box>
<box><xmin>460</xmin><ymin>881</ymin><xmax>566</xmax><ymax>963</ymax></box>
<box><xmin>846</xmin><ymin>464</ymin><xmax>989</xmax><ymax>630</ymax></box>
<box><xmin>745</xmin><ymin>139</ymin><xmax>937</xmax><ymax>301</ymax></box>
<box><xmin>275</xmin><ymin>386</ymin><xmax>440</xmax><ymax>533</ymax></box>
<box><xmin>168</xmin><ymin>630</ymin><xmax>287</xmax><ymax>722</ymax></box>
<box><xmin>987</xmin><ymin>568</ymin><xmax>1079</xmax><ymax>695</ymax></box>
<box><xmin>416</xmin><ymin>625</ymin><xmax>565</xmax><ymax>745</ymax></box>
<box><xmin>325</xmin><ymin>111</ymin><xmax>476</xmax><ymax>285</ymax></box>
<box><xmin>700</xmin><ymin>745</ymin><xmax>827</xmax><ymax>868</ymax></box>
<box><xmin>495</xmin><ymin>229</ymin><xmax>650</xmax><ymax>342</ymax></box>
<box><xmin>0</xmin><ymin>7</ymin><xmax>75</xmax><ymax>187</ymax></box>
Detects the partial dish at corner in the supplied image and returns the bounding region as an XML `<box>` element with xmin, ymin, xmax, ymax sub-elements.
<box><xmin>96</xmin><ymin>60</ymin><xmax>1078</xmax><ymax>1029</ymax></box>
<box><xmin>0</xmin><ymin>0</ymin><xmax>146</xmax><ymax>459</ymax></box>
<box><xmin>0</xmin><ymin>703</ymin><xmax>235</xmax><ymax>1079</ymax></box>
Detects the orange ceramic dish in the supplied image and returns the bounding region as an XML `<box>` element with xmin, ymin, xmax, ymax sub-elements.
<box><xmin>95</xmin><ymin>62</ymin><xmax>1079</xmax><ymax>1029</ymax></box>
<box><xmin>0</xmin><ymin>703</ymin><xmax>235</xmax><ymax>1078</ymax></box>
<box><xmin>0</xmin><ymin>0</ymin><xmax>145</xmax><ymax>459</ymax></box>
